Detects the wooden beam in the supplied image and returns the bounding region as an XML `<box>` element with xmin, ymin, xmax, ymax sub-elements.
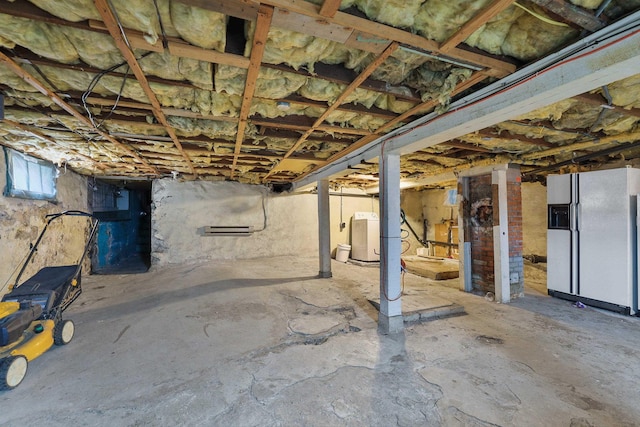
<box><xmin>94</xmin><ymin>0</ymin><xmax>197</xmax><ymax>176</ymax></box>
<box><xmin>319</xmin><ymin>0</ymin><xmax>342</xmax><ymax>18</ymax></box>
<box><xmin>440</xmin><ymin>0</ymin><xmax>515</xmax><ymax>53</ymax></box>
<box><xmin>173</xmin><ymin>0</ymin><xmax>259</xmax><ymax>20</ymax></box>
<box><xmin>528</xmin><ymin>0</ymin><xmax>606</xmax><ymax>32</ymax></box>
<box><xmin>0</xmin><ymin>51</ymin><xmax>158</xmax><ymax>174</ymax></box>
<box><xmin>231</xmin><ymin>4</ymin><xmax>274</xmax><ymax>179</ymax></box>
<box><xmin>259</xmin><ymin>0</ymin><xmax>516</xmax><ymax>77</ymax></box>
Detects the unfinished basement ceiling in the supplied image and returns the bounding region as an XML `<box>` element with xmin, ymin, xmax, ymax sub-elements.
<box><xmin>0</xmin><ymin>0</ymin><xmax>638</xmax><ymax>186</ymax></box>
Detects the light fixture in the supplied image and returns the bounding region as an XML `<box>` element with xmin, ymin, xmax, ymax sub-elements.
<box><xmin>276</xmin><ymin>101</ymin><xmax>290</xmax><ymax>111</ymax></box>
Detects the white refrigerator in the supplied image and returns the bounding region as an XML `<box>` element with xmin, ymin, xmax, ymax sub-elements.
<box><xmin>547</xmin><ymin>168</ymin><xmax>640</xmax><ymax>315</ymax></box>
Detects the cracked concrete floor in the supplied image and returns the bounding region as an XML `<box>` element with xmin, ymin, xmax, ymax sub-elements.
<box><xmin>1</xmin><ymin>257</ymin><xmax>639</xmax><ymax>426</ymax></box>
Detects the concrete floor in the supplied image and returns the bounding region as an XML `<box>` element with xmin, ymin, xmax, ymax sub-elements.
<box><xmin>2</xmin><ymin>257</ymin><xmax>639</xmax><ymax>426</ymax></box>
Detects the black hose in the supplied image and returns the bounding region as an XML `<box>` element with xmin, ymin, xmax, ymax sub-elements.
<box><xmin>400</xmin><ymin>209</ymin><xmax>428</xmax><ymax>247</ymax></box>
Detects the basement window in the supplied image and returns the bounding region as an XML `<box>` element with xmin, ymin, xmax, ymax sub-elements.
<box><xmin>3</xmin><ymin>147</ymin><xmax>57</xmax><ymax>201</ymax></box>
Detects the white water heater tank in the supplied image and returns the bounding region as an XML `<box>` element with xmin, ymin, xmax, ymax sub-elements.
<box><xmin>351</xmin><ymin>212</ymin><xmax>380</xmax><ymax>262</ymax></box>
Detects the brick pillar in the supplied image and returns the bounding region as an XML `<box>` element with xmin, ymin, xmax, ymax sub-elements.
<box><xmin>460</xmin><ymin>165</ymin><xmax>524</xmax><ymax>299</ymax></box>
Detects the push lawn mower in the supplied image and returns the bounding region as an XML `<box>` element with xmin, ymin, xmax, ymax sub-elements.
<box><xmin>0</xmin><ymin>211</ymin><xmax>98</xmax><ymax>390</ymax></box>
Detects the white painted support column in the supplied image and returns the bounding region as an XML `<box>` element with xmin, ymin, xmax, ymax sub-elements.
<box><xmin>458</xmin><ymin>177</ymin><xmax>472</xmax><ymax>292</ymax></box>
<box><xmin>317</xmin><ymin>179</ymin><xmax>332</xmax><ymax>278</ymax></box>
<box><xmin>492</xmin><ymin>169</ymin><xmax>510</xmax><ymax>303</ymax></box>
<box><xmin>379</xmin><ymin>151</ymin><xmax>403</xmax><ymax>333</ymax></box>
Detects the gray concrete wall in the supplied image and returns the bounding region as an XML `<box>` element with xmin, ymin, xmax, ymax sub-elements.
<box><xmin>329</xmin><ymin>190</ymin><xmax>379</xmax><ymax>253</ymax></box>
<box><xmin>151</xmin><ymin>181</ymin><xmax>382</xmax><ymax>264</ymax></box>
<box><xmin>522</xmin><ymin>182</ymin><xmax>547</xmax><ymax>256</ymax></box>
<box><xmin>151</xmin><ymin>179</ymin><xmax>322</xmax><ymax>265</ymax></box>
<box><xmin>0</xmin><ymin>149</ymin><xmax>89</xmax><ymax>295</ymax></box>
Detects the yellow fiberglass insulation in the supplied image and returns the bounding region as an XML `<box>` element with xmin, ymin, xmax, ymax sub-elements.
<box><xmin>0</xmin><ymin>64</ymin><xmax>41</xmax><ymax>93</ymax></box>
<box><xmin>168</xmin><ymin>117</ymin><xmax>243</xmax><ymax>139</ymax></box>
<box><xmin>353</xmin><ymin>0</ymin><xmax>427</xmax><ymax>29</ymax></box>
<box><xmin>374</xmin><ymin>95</ymin><xmax>415</xmax><ymax>114</ymax></box>
<box><xmin>298</xmin><ymin>78</ymin><xmax>381</xmax><ymax>108</ymax></box>
<box><xmin>103</xmin><ymin>121</ymin><xmax>168</xmax><ymax>137</ymax></box>
<box><xmin>2</xmin><ymin>90</ymin><xmax>57</xmax><ymax>109</ymax></box>
<box><xmin>550</xmin><ymin>103</ymin><xmax>602</xmax><ymax>130</ymax></box>
<box><xmin>215</xmin><ymin>66</ymin><xmax>308</xmax><ymax>99</ymax></box>
<box><xmin>406</xmin><ymin>65</ymin><xmax>472</xmax><ymax>104</ymax></box>
<box><xmin>465</xmin><ymin>7</ymin><xmax>525</xmax><ymax>56</ymax></box>
<box><xmin>250</xmin><ymin>100</ymin><xmax>308</xmax><ymax>119</ymax></box>
<box><xmin>321</xmin><ymin>44</ymin><xmax>371</xmax><ymax>71</ymax></box>
<box><xmin>0</xmin><ymin>14</ymin><xmax>78</xmax><ymax>63</ymax></box>
<box><xmin>258</xmin><ymin>137</ymin><xmax>296</xmax><ymax>152</ymax></box>
<box><xmin>138</xmin><ymin>52</ymin><xmax>213</xmax><ymax>90</ymax></box>
<box><xmin>368</xmin><ymin>49</ymin><xmax>428</xmax><ymax>85</ymax></box>
<box><xmin>591</xmin><ymin>113</ymin><xmax>638</xmax><ymax>135</ymax></box>
<box><xmin>569</xmin><ymin>0</ymin><xmax>604</xmax><ymax>9</ymax></box>
<box><xmin>247</xmin><ymin>24</ymin><xmax>336</xmax><ymax>72</ymax></box>
<box><xmin>514</xmin><ymin>99</ymin><xmax>577</xmax><ymax>122</ymax></box>
<box><xmin>414</xmin><ymin>0</ymin><xmax>493</xmax><ymax>43</ymax></box>
<box><xmin>211</xmin><ymin>92</ymin><xmax>241</xmax><ymax>117</ymax></box>
<box><xmin>61</xmin><ymin>27</ymin><xmax>124</xmax><ymax>69</ymax></box>
<box><xmin>149</xmin><ymin>82</ymin><xmax>211</xmax><ymax>114</ymax></box>
<box><xmin>26</xmin><ymin>0</ymin><xmax>101</xmax><ymax>22</ymax></box>
<box><xmin>501</xmin><ymin>5</ymin><xmax>578</xmax><ymax>61</ymax></box>
<box><xmin>603</xmin><ymin>74</ymin><xmax>640</xmax><ymax>109</ymax></box>
<box><xmin>170</xmin><ymin>1</ymin><xmax>226</xmax><ymax>51</ymax></box>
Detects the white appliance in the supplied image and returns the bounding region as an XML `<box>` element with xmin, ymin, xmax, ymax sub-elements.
<box><xmin>351</xmin><ymin>212</ymin><xmax>380</xmax><ymax>262</ymax></box>
<box><xmin>547</xmin><ymin>168</ymin><xmax>640</xmax><ymax>315</ymax></box>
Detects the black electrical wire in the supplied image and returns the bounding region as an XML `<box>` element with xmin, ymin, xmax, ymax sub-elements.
<box><xmin>400</xmin><ymin>209</ymin><xmax>428</xmax><ymax>247</ymax></box>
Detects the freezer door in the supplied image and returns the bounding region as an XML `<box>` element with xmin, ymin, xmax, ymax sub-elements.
<box><xmin>578</xmin><ymin>169</ymin><xmax>634</xmax><ymax>307</ymax></box>
<box><xmin>547</xmin><ymin>174</ymin><xmax>574</xmax><ymax>294</ymax></box>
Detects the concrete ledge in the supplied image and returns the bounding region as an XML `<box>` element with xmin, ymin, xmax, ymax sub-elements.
<box><xmin>405</xmin><ymin>303</ymin><xmax>466</xmax><ymax>325</ymax></box>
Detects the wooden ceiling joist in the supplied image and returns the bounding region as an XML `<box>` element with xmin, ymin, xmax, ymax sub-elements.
<box><xmin>230</xmin><ymin>4</ymin><xmax>274</xmax><ymax>179</ymax></box>
<box><xmin>94</xmin><ymin>0</ymin><xmax>197</xmax><ymax>177</ymax></box>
